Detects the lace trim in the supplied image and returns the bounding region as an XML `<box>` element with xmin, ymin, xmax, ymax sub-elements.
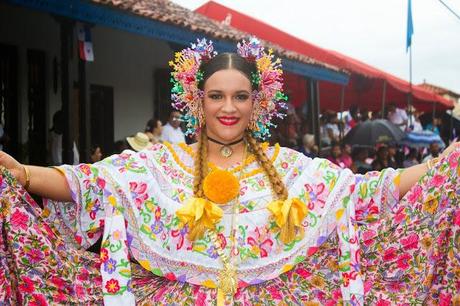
<box><xmin>163</xmin><ymin>142</ymin><xmax>280</xmax><ymax>179</ymax></box>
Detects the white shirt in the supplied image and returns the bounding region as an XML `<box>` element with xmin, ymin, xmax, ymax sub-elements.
<box><xmin>388</xmin><ymin>108</ymin><xmax>408</xmax><ymax>131</ymax></box>
<box><xmin>161</xmin><ymin>123</ymin><xmax>185</xmax><ymax>144</ymax></box>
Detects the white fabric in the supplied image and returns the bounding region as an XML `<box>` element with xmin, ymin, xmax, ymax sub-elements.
<box><xmin>388</xmin><ymin>108</ymin><xmax>408</xmax><ymax>131</ymax></box>
<box><xmin>161</xmin><ymin>123</ymin><xmax>185</xmax><ymax>144</ymax></box>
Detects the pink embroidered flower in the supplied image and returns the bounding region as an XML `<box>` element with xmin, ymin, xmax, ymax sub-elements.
<box><xmin>362</xmin><ymin>229</ymin><xmax>376</xmax><ymax>246</ymax></box>
<box><xmin>29</xmin><ymin>293</ymin><xmax>48</xmax><ymax>306</ymax></box>
<box><xmin>266</xmin><ymin>285</ymin><xmax>282</xmax><ymax>300</ymax></box>
<box><xmin>75</xmin><ymin>284</ymin><xmax>86</xmax><ymax>298</ymax></box>
<box><xmin>454</xmin><ymin>209</ymin><xmax>460</xmax><ymax>226</ymax></box>
<box><xmin>448</xmin><ymin>151</ymin><xmax>460</xmax><ymax>168</ymax></box>
<box><xmin>129</xmin><ymin>181</ymin><xmax>148</xmax><ymax>209</ymax></box>
<box><xmin>19</xmin><ymin>276</ymin><xmax>35</xmax><ymax>293</ymax></box>
<box><xmin>26</xmin><ymin>248</ymin><xmax>44</xmax><ymax>263</ymax></box>
<box><xmin>383</xmin><ymin>247</ymin><xmax>397</xmax><ymax>262</ymax></box>
<box><xmin>105</xmin><ymin>278</ymin><xmax>120</xmax><ymax>294</ymax></box>
<box><xmin>407</xmin><ymin>185</ymin><xmax>422</xmax><ymax>204</ymax></box>
<box><xmin>396</xmin><ymin>253</ymin><xmax>412</xmax><ymax>270</ymax></box>
<box><xmin>401</xmin><ymin>233</ymin><xmax>419</xmax><ymax>251</ymax></box>
<box><xmin>79</xmin><ymin>164</ymin><xmax>92</xmax><ymax>176</ymax></box>
<box><xmin>246</xmin><ymin>227</ymin><xmax>273</xmax><ymax>258</ymax></box>
<box><xmin>296</xmin><ymin>267</ymin><xmax>312</xmax><ymax>279</ymax></box>
<box><xmin>439</xmin><ymin>293</ymin><xmax>452</xmax><ymax>306</ymax></box>
<box><xmin>10</xmin><ymin>209</ymin><xmax>29</xmax><ymax>230</ymax></box>
<box><xmin>52</xmin><ymin>292</ymin><xmax>67</xmax><ymax>303</ymax></box>
<box><xmin>376</xmin><ymin>299</ymin><xmax>391</xmax><ymax>306</ymax></box>
<box><xmin>50</xmin><ymin>276</ymin><xmax>66</xmax><ymax>290</ymax></box>
<box><xmin>430</xmin><ymin>174</ymin><xmax>446</xmax><ymax>188</ymax></box>
<box><xmin>96</xmin><ymin>177</ymin><xmax>106</xmax><ymax>189</ymax></box>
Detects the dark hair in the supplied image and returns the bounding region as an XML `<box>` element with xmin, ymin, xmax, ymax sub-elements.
<box><xmin>145</xmin><ymin>117</ymin><xmax>161</xmax><ymax>132</ymax></box>
<box><xmin>198</xmin><ymin>53</ymin><xmax>257</xmax><ymax>90</ymax></box>
<box><xmin>89</xmin><ymin>145</ymin><xmax>101</xmax><ymax>156</ymax></box>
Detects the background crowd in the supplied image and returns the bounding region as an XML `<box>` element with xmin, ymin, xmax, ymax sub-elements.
<box><xmin>39</xmin><ymin>101</ymin><xmax>456</xmax><ymax>175</ymax></box>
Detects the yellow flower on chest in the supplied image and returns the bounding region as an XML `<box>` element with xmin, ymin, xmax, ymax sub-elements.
<box><xmin>203</xmin><ymin>169</ymin><xmax>240</xmax><ymax>204</ymax></box>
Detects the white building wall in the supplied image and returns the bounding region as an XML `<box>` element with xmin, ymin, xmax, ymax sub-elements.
<box><xmin>0</xmin><ymin>2</ymin><xmax>173</xmax><ymax>147</ymax></box>
<box><xmin>87</xmin><ymin>26</ymin><xmax>172</xmax><ymax>140</ymax></box>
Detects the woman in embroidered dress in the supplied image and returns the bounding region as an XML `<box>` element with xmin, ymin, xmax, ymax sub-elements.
<box><xmin>1</xmin><ymin>38</ymin><xmax>460</xmax><ymax>306</ymax></box>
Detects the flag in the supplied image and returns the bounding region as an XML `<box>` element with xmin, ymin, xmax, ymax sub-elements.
<box><xmin>406</xmin><ymin>0</ymin><xmax>414</xmax><ymax>52</ymax></box>
<box><xmin>77</xmin><ymin>23</ymin><xmax>94</xmax><ymax>62</ymax></box>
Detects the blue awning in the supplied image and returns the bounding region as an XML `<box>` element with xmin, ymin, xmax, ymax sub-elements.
<box><xmin>7</xmin><ymin>0</ymin><xmax>349</xmax><ymax>84</ymax></box>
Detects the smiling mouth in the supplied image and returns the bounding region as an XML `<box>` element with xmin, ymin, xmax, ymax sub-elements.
<box><xmin>218</xmin><ymin>117</ymin><xmax>240</xmax><ymax>126</ymax></box>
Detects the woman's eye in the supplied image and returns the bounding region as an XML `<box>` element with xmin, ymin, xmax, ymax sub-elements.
<box><xmin>209</xmin><ymin>94</ymin><xmax>222</xmax><ymax>100</ymax></box>
<box><xmin>235</xmin><ymin>94</ymin><xmax>249</xmax><ymax>101</ymax></box>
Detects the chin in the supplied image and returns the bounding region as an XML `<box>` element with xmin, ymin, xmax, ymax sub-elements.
<box><xmin>208</xmin><ymin>128</ymin><xmax>245</xmax><ymax>142</ymax></box>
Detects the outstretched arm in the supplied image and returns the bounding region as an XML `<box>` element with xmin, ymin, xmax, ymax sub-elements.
<box><xmin>0</xmin><ymin>151</ymin><xmax>72</xmax><ymax>202</ymax></box>
<box><xmin>399</xmin><ymin>142</ymin><xmax>459</xmax><ymax>199</ymax></box>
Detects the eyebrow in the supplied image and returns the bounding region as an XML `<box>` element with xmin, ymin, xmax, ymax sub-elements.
<box><xmin>206</xmin><ymin>90</ymin><xmax>250</xmax><ymax>94</ymax></box>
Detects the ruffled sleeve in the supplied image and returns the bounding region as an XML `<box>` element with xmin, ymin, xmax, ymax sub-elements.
<box><xmin>43</xmin><ymin>162</ymin><xmax>107</xmax><ymax>249</ymax></box>
<box><xmin>43</xmin><ymin>150</ymin><xmax>150</xmax><ymax>250</ymax></box>
<box><xmin>353</xmin><ymin>168</ymin><xmax>401</xmax><ymax>224</ymax></box>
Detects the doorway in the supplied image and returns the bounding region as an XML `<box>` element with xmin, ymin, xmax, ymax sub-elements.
<box><xmin>90</xmin><ymin>84</ymin><xmax>114</xmax><ymax>157</ymax></box>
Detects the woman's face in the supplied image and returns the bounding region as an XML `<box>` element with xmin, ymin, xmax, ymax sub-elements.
<box><xmin>153</xmin><ymin>120</ymin><xmax>163</xmax><ymax>136</ymax></box>
<box><xmin>91</xmin><ymin>147</ymin><xmax>102</xmax><ymax>162</ymax></box>
<box><xmin>202</xmin><ymin>69</ymin><xmax>253</xmax><ymax>143</ymax></box>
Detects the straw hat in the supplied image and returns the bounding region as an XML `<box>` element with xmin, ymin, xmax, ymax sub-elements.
<box><xmin>126</xmin><ymin>132</ymin><xmax>153</xmax><ymax>152</ymax></box>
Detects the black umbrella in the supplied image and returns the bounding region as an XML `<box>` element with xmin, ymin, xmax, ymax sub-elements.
<box><xmin>343</xmin><ymin>119</ymin><xmax>405</xmax><ymax>147</ymax></box>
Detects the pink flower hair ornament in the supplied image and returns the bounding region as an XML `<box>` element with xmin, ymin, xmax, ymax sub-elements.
<box><xmin>169</xmin><ymin>37</ymin><xmax>287</xmax><ymax>140</ymax></box>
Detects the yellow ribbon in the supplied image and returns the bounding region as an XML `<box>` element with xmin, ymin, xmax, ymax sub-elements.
<box><xmin>176</xmin><ymin>197</ymin><xmax>223</xmax><ymax>241</ymax></box>
<box><xmin>267</xmin><ymin>198</ymin><xmax>308</xmax><ymax>244</ymax></box>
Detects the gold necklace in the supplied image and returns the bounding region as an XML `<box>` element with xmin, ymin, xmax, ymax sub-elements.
<box><xmin>207</xmin><ymin>136</ymin><xmax>245</xmax><ymax>158</ymax></box>
<box><xmin>209</xmin><ymin>142</ymin><xmax>247</xmax><ymax>305</ymax></box>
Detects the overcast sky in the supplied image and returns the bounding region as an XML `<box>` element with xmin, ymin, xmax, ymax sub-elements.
<box><xmin>173</xmin><ymin>0</ymin><xmax>460</xmax><ymax>93</ymax></box>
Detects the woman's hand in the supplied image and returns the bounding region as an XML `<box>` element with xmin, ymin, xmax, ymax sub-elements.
<box><xmin>0</xmin><ymin>151</ymin><xmax>27</xmax><ymax>185</ymax></box>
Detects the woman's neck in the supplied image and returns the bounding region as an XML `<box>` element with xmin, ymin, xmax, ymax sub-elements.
<box><xmin>207</xmin><ymin>138</ymin><xmax>246</xmax><ymax>169</ymax></box>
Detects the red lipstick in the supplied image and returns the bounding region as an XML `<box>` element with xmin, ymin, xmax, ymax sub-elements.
<box><xmin>218</xmin><ymin>116</ymin><xmax>239</xmax><ymax>126</ymax></box>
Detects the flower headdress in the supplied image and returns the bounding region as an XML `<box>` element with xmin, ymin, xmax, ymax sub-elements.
<box><xmin>169</xmin><ymin>37</ymin><xmax>287</xmax><ymax>140</ymax></box>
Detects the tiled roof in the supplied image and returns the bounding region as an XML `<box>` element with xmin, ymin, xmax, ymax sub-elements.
<box><xmin>419</xmin><ymin>82</ymin><xmax>460</xmax><ymax>99</ymax></box>
<box><xmin>91</xmin><ymin>0</ymin><xmax>344</xmax><ymax>73</ymax></box>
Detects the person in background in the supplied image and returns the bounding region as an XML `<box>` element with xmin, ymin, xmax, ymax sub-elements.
<box><xmin>144</xmin><ymin>117</ymin><xmax>163</xmax><ymax>144</ymax></box>
<box><xmin>387</xmin><ymin>143</ymin><xmax>399</xmax><ymax>168</ymax></box>
<box><xmin>327</xmin><ymin>142</ymin><xmax>345</xmax><ymax>168</ymax></box>
<box><xmin>325</xmin><ymin>112</ymin><xmax>340</xmax><ymax>144</ymax></box>
<box><xmin>126</xmin><ymin>132</ymin><xmax>154</xmax><ymax>152</ymax></box>
<box><xmin>298</xmin><ymin>133</ymin><xmax>317</xmax><ymax>158</ymax></box>
<box><xmin>422</xmin><ymin>142</ymin><xmax>441</xmax><ymax>162</ymax></box>
<box><xmin>49</xmin><ymin>110</ymin><xmax>63</xmax><ymax>165</ymax></box>
<box><xmin>407</xmin><ymin>106</ymin><xmax>423</xmax><ymax>132</ymax></box>
<box><xmin>113</xmin><ymin>139</ymin><xmax>129</xmax><ymax>154</ymax></box>
<box><xmin>340</xmin><ymin>143</ymin><xmax>353</xmax><ymax>168</ymax></box>
<box><xmin>424</xmin><ymin>117</ymin><xmax>441</xmax><ymax>136</ymax></box>
<box><xmin>403</xmin><ymin>148</ymin><xmax>419</xmax><ymax>168</ymax></box>
<box><xmin>89</xmin><ymin>145</ymin><xmax>103</xmax><ymax>163</ymax></box>
<box><xmin>372</xmin><ymin>145</ymin><xmax>391</xmax><ymax>171</ymax></box>
<box><xmin>161</xmin><ymin>111</ymin><xmax>185</xmax><ymax>144</ymax></box>
<box><xmin>351</xmin><ymin>147</ymin><xmax>373</xmax><ymax>174</ymax></box>
<box><xmin>387</xmin><ymin>103</ymin><xmax>408</xmax><ymax>131</ymax></box>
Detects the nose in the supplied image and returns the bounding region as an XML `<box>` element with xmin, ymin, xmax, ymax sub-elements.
<box><xmin>221</xmin><ymin>96</ymin><xmax>237</xmax><ymax>113</ymax></box>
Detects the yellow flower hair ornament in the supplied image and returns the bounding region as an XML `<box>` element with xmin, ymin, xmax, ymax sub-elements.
<box><xmin>267</xmin><ymin>198</ymin><xmax>308</xmax><ymax>244</ymax></box>
<box><xmin>176</xmin><ymin>197</ymin><xmax>223</xmax><ymax>241</ymax></box>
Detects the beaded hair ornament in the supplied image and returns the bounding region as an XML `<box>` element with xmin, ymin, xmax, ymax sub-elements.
<box><xmin>169</xmin><ymin>37</ymin><xmax>288</xmax><ymax>140</ymax></box>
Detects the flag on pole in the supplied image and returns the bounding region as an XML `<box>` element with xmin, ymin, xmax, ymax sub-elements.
<box><xmin>77</xmin><ymin>23</ymin><xmax>94</xmax><ymax>62</ymax></box>
<box><xmin>406</xmin><ymin>0</ymin><xmax>414</xmax><ymax>52</ymax></box>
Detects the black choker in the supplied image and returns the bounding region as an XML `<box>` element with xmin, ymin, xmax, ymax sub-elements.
<box><xmin>207</xmin><ymin>136</ymin><xmax>245</xmax><ymax>158</ymax></box>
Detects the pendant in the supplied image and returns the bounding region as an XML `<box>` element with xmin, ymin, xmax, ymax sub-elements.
<box><xmin>220</xmin><ymin>145</ymin><xmax>233</xmax><ymax>158</ymax></box>
<box><xmin>218</xmin><ymin>263</ymin><xmax>238</xmax><ymax>296</ymax></box>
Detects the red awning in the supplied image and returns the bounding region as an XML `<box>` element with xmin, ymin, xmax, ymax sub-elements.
<box><xmin>196</xmin><ymin>1</ymin><xmax>453</xmax><ymax>111</ymax></box>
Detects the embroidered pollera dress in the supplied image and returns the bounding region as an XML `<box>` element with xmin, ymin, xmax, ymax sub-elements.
<box><xmin>0</xmin><ymin>143</ymin><xmax>459</xmax><ymax>305</ymax></box>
